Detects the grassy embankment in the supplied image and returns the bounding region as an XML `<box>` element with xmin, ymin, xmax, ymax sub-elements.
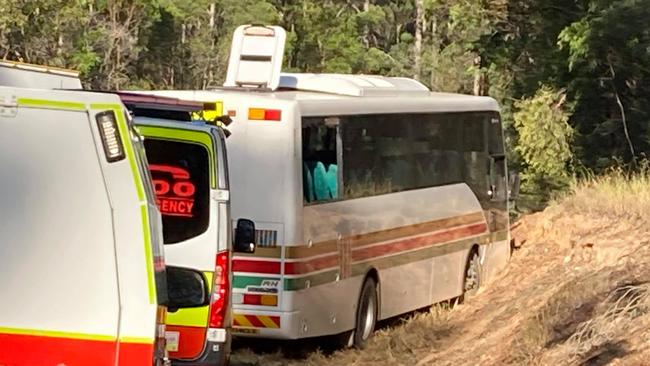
<box><xmin>233</xmin><ymin>171</ymin><xmax>650</xmax><ymax>366</ymax></box>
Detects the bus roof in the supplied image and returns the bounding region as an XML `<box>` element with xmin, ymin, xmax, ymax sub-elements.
<box><xmin>204</xmin><ymin>72</ymin><xmax>500</xmax><ymax>114</ymax></box>
<box><xmin>277</xmin><ymin>73</ymin><xmax>430</xmax><ymax>97</ymax></box>
<box><xmin>202</xmin><ymin>88</ymin><xmax>500</xmax><ymax>116</ymax></box>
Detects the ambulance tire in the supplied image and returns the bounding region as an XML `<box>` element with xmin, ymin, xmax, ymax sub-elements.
<box><xmin>352</xmin><ymin>277</ymin><xmax>378</xmax><ymax>349</ymax></box>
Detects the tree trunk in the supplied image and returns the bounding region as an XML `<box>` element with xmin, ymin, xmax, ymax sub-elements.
<box><xmin>473</xmin><ymin>54</ymin><xmax>483</xmax><ymax>96</ymax></box>
<box><xmin>608</xmin><ymin>59</ymin><xmax>635</xmax><ymax>162</ymax></box>
<box><xmin>414</xmin><ymin>0</ymin><xmax>424</xmax><ymax>80</ymax></box>
<box><xmin>363</xmin><ymin>0</ymin><xmax>370</xmax><ymax>48</ymax></box>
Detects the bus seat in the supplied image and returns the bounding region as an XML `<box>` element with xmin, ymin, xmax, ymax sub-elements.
<box><xmin>303</xmin><ymin>162</ymin><xmax>315</xmax><ymax>202</ymax></box>
<box><xmin>312</xmin><ymin>162</ymin><xmax>330</xmax><ymax>200</ymax></box>
<box><xmin>326</xmin><ymin>164</ymin><xmax>338</xmax><ymax>199</ymax></box>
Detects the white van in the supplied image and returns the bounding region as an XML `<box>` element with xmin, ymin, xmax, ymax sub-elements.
<box><xmin>0</xmin><ymin>86</ymin><xmax>209</xmax><ymax>365</ymax></box>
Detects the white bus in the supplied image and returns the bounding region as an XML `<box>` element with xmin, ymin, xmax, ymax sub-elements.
<box><xmin>147</xmin><ymin>75</ymin><xmax>512</xmax><ymax>347</ymax></box>
<box><xmin>141</xmin><ymin>25</ymin><xmax>514</xmax><ymax>348</ymax></box>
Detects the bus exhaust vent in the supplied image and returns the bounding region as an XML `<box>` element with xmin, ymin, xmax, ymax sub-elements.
<box><xmin>255</xmin><ymin>229</ymin><xmax>278</xmax><ymax>248</ymax></box>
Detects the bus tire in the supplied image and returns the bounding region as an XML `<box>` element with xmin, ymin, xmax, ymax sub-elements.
<box><xmin>352</xmin><ymin>277</ymin><xmax>378</xmax><ymax>349</ymax></box>
<box><xmin>462</xmin><ymin>248</ymin><xmax>481</xmax><ymax>300</ymax></box>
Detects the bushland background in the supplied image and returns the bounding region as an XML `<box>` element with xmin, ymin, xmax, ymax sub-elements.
<box><xmin>3</xmin><ymin>0</ymin><xmax>649</xmax><ymax>209</ymax></box>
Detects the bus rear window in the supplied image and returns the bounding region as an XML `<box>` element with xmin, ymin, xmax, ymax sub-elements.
<box><xmin>144</xmin><ymin>138</ymin><xmax>210</xmax><ymax>244</ymax></box>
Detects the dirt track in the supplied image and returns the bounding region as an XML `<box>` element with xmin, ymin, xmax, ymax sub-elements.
<box><xmin>232</xmin><ymin>194</ymin><xmax>650</xmax><ymax>366</ymax></box>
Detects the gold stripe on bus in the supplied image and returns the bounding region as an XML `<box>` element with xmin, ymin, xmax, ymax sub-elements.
<box><xmin>258</xmin><ymin>316</ymin><xmax>281</xmax><ymax>329</ymax></box>
<box><xmin>234</xmin><ymin>246</ymin><xmax>282</xmax><ymax>259</ymax></box>
<box><xmin>351</xmin><ymin>236</ymin><xmax>478</xmax><ymax>276</ymax></box>
<box><xmin>283</xmin><ymin>229</ymin><xmax>508</xmax><ymax>291</ymax></box>
<box><xmin>233</xmin><ymin>314</ymin><xmax>253</xmax><ymax>327</ymax></box>
<box><xmin>287</xmin><ymin>211</ymin><xmax>486</xmax><ymax>259</ymax></box>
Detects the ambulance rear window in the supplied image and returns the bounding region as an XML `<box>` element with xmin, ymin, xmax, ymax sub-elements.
<box><xmin>144</xmin><ymin>138</ymin><xmax>210</xmax><ymax>244</ymax></box>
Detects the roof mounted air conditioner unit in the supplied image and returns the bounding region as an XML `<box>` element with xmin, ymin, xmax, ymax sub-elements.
<box><xmin>224</xmin><ymin>25</ymin><xmax>286</xmax><ymax>91</ymax></box>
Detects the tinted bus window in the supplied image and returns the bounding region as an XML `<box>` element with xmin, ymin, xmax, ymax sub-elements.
<box><xmin>144</xmin><ymin>139</ymin><xmax>210</xmax><ymax>244</ymax></box>
<box><xmin>303</xmin><ymin>111</ymin><xmax>499</xmax><ymax>204</ymax></box>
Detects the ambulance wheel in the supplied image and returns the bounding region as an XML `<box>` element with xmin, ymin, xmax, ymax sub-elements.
<box><xmin>352</xmin><ymin>277</ymin><xmax>378</xmax><ymax>349</ymax></box>
<box><xmin>462</xmin><ymin>248</ymin><xmax>481</xmax><ymax>300</ymax></box>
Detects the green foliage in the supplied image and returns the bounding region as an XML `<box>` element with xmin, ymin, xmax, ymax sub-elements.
<box><xmin>1</xmin><ymin>0</ymin><xmax>649</xmax><ymax>210</ymax></box>
<box><xmin>514</xmin><ymin>86</ymin><xmax>574</xmax><ymax>205</ymax></box>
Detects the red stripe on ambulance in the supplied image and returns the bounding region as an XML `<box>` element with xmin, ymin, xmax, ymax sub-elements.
<box><xmin>0</xmin><ymin>333</ymin><xmax>153</xmax><ymax>366</ymax></box>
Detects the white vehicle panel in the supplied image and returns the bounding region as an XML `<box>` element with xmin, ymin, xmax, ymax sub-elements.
<box><xmin>0</xmin><ymin>108</ymin><xmax>119</xmax><ymax>336</ymax></box>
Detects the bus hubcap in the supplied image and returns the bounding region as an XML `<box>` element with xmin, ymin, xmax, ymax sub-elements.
<box><xmin>360</xmin><ymin>291</ymin><xmax>375</xmax><ymax>340</ymax></box>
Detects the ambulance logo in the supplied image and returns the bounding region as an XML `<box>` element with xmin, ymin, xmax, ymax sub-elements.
<box><xmin>149</xmin><ymin>164</ymin><xmax>196</xmax><ymax>217</ymax></box>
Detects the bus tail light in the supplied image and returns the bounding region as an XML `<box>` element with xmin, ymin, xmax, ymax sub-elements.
<box><xmin>243</xmin><ymin>294</ymin><xmax>278</xmax><ymax>306</ymax></box>
<box><xmin>209</xmin><ymin>251</ymin><xmax>229</xmax><ymax>328</ymax></box>
<box><xmin>248</xmin><ymin>108</ymin><xmax>282</xmax><ymax>121</ymax></box>
<box><xmin>95</xmin><ymin>111</ymin><xmax>125</xmax><ymax>162</ymax></box>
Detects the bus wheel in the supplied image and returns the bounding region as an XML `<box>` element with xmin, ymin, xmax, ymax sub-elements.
<box><xmin>463</xmin><ymin>249</ymin><xmax>481</xmax><ymax>299</ymax></box>
<box><xmin>353</xmin><ymin>277</ymin><xmax>378</xmax><ymax>349</ymax></box>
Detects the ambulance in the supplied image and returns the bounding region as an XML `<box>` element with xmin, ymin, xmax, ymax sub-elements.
<box><xmin>0</xmin><ymin>67</ymin><xmax>210</xmax><ymax>365</ymax></box>
<box><xmin>117</xmin><ymin>92</ymin><xmax>257</xmax><ymax>365</ymax></box>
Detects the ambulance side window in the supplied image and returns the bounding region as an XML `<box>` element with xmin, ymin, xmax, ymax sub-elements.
<box><xmin>144</xmin><ymin>138</ymin><xmax>210</xmax><ymax>244</ymax></box>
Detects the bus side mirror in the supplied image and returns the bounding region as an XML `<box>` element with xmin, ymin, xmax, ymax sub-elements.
<box><xmin>509</xmin><ymin>172</ymin><xmax>521</xmax><ymax>201</ymax></box>
<box><xmin>166</xmin><ymin>266</ymin><xmax>210</xmax><ymax>313</ymax></box>
<box><xmin>234</xmin><ymin>218</ymin><xmax>256</xmax><ymax>253</ymax></box>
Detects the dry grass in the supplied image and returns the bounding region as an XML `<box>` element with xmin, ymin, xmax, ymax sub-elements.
<box><xmin>559</xmin><ymin>167</ymin><xmax>650</xmax><ymax>219</ymax></box>
<box><xmin>232</xmin><ymin>171</ymin><xmax>650</xmax><ymax>366</ymax></box>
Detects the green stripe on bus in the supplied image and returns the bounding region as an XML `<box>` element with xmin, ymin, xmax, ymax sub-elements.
<box><xmin>284</xmin><ymin>270</ymin><xmax>340</xmax><ymax>291</ymax></box>
<box><xmin>233</xmin><ymin>275</ymin><xmax>281</xmax><ymax>289</ymax></box>
<box><xmin>17</xmin><ymin>98</ymin><xmax>86</xmax><ymax>111</ymax></box>
<box><xmin>350</xmin><ymin>237</ymin><xmax>478</xmax><ymax>278</ymax></box>
<box><xmin>91</xmin><ymin>103</ymin><xmax>156</xmax><ymax>304</ymax></box>
<box><xmin>280</xmin><ymin>230</ymin><xmax>508</xmax><ymax>291</ymax></box>
<box><xmin>136</xmin><ymin>125</ymin><xmax>217</xmax><ymax>188</ymax></box>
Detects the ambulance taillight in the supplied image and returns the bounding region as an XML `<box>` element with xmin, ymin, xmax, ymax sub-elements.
<box><xmin>209</xmin><ymin>251</ymin><xmax>229</xmax><ymax>328</ymax></box>
<box><xmin>95</xmin><ymin>111</ymin><xmax>125</xmax><ymax>162</ymax></box>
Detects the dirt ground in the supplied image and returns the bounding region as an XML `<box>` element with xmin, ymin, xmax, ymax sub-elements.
<box><xmin>232</xmin><ymin>188</ymin><xmax>650</xmax><ymax>366</ymax></box>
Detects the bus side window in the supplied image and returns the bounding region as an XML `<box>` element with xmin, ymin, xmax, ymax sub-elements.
<box><xmin>302</xmin><ymin>122</ymin><xmax>338</xmax><ymax>203</ymax></box>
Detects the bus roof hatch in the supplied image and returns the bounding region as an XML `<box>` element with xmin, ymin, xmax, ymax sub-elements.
<box><xmin>224</xmin><ymin>25</ymin><xmax>286</xmax><ymax>91</ymax></box>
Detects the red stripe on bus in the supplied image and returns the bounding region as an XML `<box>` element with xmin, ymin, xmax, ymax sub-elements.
<box><xmin>232</xmin><ymin>259</ymin><xmax>281</xmax><ymax>274</ymax></box>
<box><xmin>352</xmin><ymin>223</ymin><xmax>487</xmax><ymax>262</ymax></box>
<box><xmin>268</xmin><ymin>316</ymin><xmax>281</xmax><ymax>328</ymax></box>
<box><xmin>284</xmin><ymin>255</ymin><xmax>338</xmax><ymax>275</ymax></box>
<box><xmin>0</xmin><ymin>333</ymin><xmax>153</xmax><ymax>366</ymax></box>
<box><xmin>233</xmin><ymin>222</ymin><xmax>487</xmax><ymax>275</ymax></box>
<box><xmin>245</xmin><ymin>315</ymin><xmax>266</xmax><ymax>328</ymax></box>
<box><xmin>269</xmin><ymin>316</ymin><xmax>281</xmax><ymax>328</ymax></box>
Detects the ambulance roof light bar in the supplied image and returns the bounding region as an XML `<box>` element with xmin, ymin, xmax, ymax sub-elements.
<box><xmin>223</xmin><ymin>25</ymin><xmax>286</xmax><ymax>91</ymax></box>
<box><xmin>115</xmin><ymin>92</ymin><xmax>204</xmax><ymax>113</ymax></box>
<box><xmin>112</xmin><ymin>91</ymin><xmax>204</xmax><ymax>122</ymax></box>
